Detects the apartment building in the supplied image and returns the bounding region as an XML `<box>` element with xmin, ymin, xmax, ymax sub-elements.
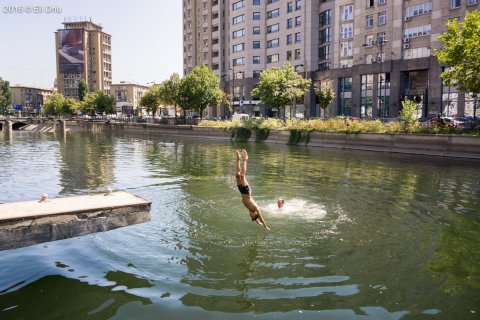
<box><xmin>183</xmin><ymin>0</ymin><xmax>479</xmax><ymax>118</ymax></box>
<box><xmin>55</xmin><ymin>18</ymin><xmax>112</xmax><ymax>100</ymax></box>
<box><xmin>10</xmin><ymin>86</ymin><xmax>54</xmax><ymax>115</ymax></box>
<box><xmin>110</xmin><ymin>82</ymin><xmax>149</xmax><ymax>116</ymax></box>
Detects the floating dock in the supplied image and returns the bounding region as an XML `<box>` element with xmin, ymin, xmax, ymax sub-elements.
<box><xmin>0</xmin><ymin>191</ymin><xmax>151</xmax><ymax>251</ymax></box>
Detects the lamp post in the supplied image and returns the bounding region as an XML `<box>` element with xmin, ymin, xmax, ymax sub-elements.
<box><xmin>230</xmin><ymin>65</ymin><xmax>235</xmax><ymax>114</ymax></box>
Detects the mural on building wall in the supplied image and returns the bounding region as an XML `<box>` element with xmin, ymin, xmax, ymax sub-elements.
<box><xmin>58</xmin><ymin>29</ymin><xmax>84</xmax><ymax>73</ymax></box>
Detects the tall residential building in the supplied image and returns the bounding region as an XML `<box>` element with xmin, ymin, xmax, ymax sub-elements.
<box><xmin>55</xmin><ymin>18</ymin><xmax>112</xmax><ymax>99</ymax></box>
<box><xmin>183</xmin><ymin>0</ymin><xmax>480</xmax><ymax>118</ymax></box>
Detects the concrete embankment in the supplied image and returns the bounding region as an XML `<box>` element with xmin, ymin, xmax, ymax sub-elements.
<box><xmin>21</xmin><ymin>120</ymin><xmax>480</xmax><ymax>159</ymax></box>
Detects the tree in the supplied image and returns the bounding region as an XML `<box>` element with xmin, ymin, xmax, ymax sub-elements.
<box><xmin>79</xmin><ymin>91</ymin><xmax>115</xmax><ymax>116</ymax></box>
<box><xmin>315</xmin><ymin>79</ymin><xmax>336</xmax><ymax>118</ymax></box>
<box><xmin>95</xmin><ymin>91</ymin><xmax>115</xmax><ymax>115</ymax></box>
<box><xmin>78</xmin><ymin>80</ymin><xmax>89</xmax><ymax>102</ymax></box>
<box><xmin>43</xmin><ymin>92</ymin><xmax>65</xmax><ymax>116</ymax></box>
<box><xmin>61</xmin><ymin>98</ymin><xmax>79</xmax><ymax>116</ymax></box>
<box><xmin>179</xmin><ymin>65</ymin><xmax>223</xmax><ymax>119</ymax></box>
<box><xmin>158</xmin><ymin>73</ymin><xmax>182</xmax><ymax>119</ymax></box>
<box><xmin>252</xmin><ymin>62</ymin><xmax>310</xmax><ymax>118</ymax></box>
<box><xmin>140</xmin><ymin>86</ymin><xmax>161</xmax><ymax>116</ymax></box>
<box><xmin>435</xmin><ymin>10</ymin><xmax>480</xmax><ymax>118</ymax></box>
<box><xmin>0</xmin><ymin>77</ymin><xmax>12</xmax><ymax>115</ymax></box>
<box><xmin>399</xmin><ymin>98</ymin><xmax>420</xmax><ymax>131</ymax></box>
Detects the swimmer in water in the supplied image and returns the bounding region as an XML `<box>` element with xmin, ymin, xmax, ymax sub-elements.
<box><xmin>235</xmin><ymin>149</ymin><xmax>270</xmax><ymax>230</ymax></box>
<box><xmin>277</xmin><ymin>198</ymin><xmax>285</xmax><ymax>208</ymax></box>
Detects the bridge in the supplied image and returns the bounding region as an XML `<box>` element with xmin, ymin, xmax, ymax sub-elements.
<box><xmin>0</xmin><ymin>117</ymin><xmax>67</xmax><ymax>133</ymax></box>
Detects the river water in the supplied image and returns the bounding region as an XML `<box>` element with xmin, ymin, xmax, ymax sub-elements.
<box><xmin>0</xmin><ymin>131</ymin><xmax>479</xmax><ymax>320</ymax></box>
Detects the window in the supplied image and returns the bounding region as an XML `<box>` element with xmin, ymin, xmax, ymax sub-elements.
<box><xmin>253</xmin><ymin>56</ymin><xmax>261</xmax><ymax>64</ymax></box>
<box><xmin>295</xmin><ymin>0</ymin><xmax>301</xmax><ymax>10</ymax></box>
<box><xmin>295</xmin><ymin>16</ymin><xmax>301</xmax><ymax>27</ymax></box>
<box><xmin>267</xmin><ymin>23</ymin><xmax>280</xmax><ymax>33</ymax></box>
<box><xmin>319</xmin><ymin>45</ymin><xmax>330</xmax><ymax>60</ymax></box>
<box><xmin>287</xmin><ymin>1</ymin><xmax>293</xmax><ymax>12</ymax></box>
<box><xmin>379</xmin><ymin>0</ymin><xmax>386</xmax><ymax>4</ymax></box>
<box><xmin>377</xmin><ymin>32</ymin><xmax>386</xmax><ymax>43</ymax></box>
<box><xmin>365</xmin><ymin>34</ymin><xmax>375</xmax><ymax>46</ymax></box>
<box><xmin>233</xmin><ymin>43</ymin><xmax>245</xmax><ymax>52</ymax></box>
<box><xmin>295</xmin><ymin>32</ymin><xmax>301</xmax><ymax>42</ymax></box>
<box><xmin>253</xmin><ymin>0</ymin><xmax>260</xmax><ymax>5</ymax></box>
<box><xmin>340</xmin><ymin>4</ymin><xmax>354</xmax><ymax>21</ymax></box>
<box><xmin>404</xmin><ymin>24</ymin><xmax>431</xmax><ymax>39</ymax></box>
<box><xmin>468</xmin><ymin>0</ymin><xmax>478</xmax><ymax>4</ymax></box>
<box><xmin>405</xmin><ymin>2</ymin><xmax>432</xmax><ymax>18</ymax></box>
<box><xmin>233</xmin><ymin>57</ymin><xmax>245</xmax><ymax>66</ymax></box>
<box><xmin>340</xmin><ymin>41</ymin><xmax>353</xmax><ymax>57</ymax></box>
<box><xmin>253</xmin><ymin>12</ymin><xmax>261</xmax><ymax>20</ymax></box>
<box><xmin>378</xmin><ymin>11</ymin><xmax>386</xmax><ymax>25</ymax></box>
<box><xmin>253</xmin><ymin>26</ymin><xmax>261</xmax><ymax>34</ymax></box>
<box><xmin>286</xmin><ymin>50</ymin><xmax>292</xmax><ymax>60</ymax></box>
<box><xmin>294</xmin><ymin>49</ymin><xmax>301</xmax><ymax>59</ymax></box>
<box><xmin>267</xmin><ymin>9</ymin><xmax>280</xmax><ymax>19</ymax></box>
<box><xmin>233</xmin><ymin>29</ymin><xmax>245</xmax><ymax>38</ymax></box>
<box><xmin>267</xmin><ymin>0</ymin><xmax>279</xmax><ymax>3</ymax></box>
<box><xmin>366</xmin><ymin>15</ymin><xmax>374</xmax><ymax>27</ymax></box>
<box><xmin>267</xmin><ymin>38</ymin><xmax>280</xmax><ymax>48</ymax></box>
<box><xmin>253</xmin><ymin>40</ymin><xmax>261</xmax><ymax>48</ymax></box>
<box><xmin>286</xmin><ymin>34</ymin><xmax>293</xmax><ymax>44</ymax></box>
<box><xmin>451</xmin><ymin>0</ymin><xmax>461</xmax><ymax>8</ymax></box>
<box><xmin>319</xmin><ymin>27</ymin><xmax>331</xmax><ymax>43</ymax></box>
<box><xmin>233</xmin><ymin>0</ymin><xmax>245</xmax><ymax>10</ymax></box>
<box><xmin>253</xmin><ymin>70</ymin><xmax>262</xmax><ymax>78</ymax></box>
<box><xmin>367</xmin><ymin>0</ymin><xmax>374</xmax><ymax>8</ymax></box>
<box><xmin>340</xmin><ymin>23</ymin><xmax>353</xmax><ymax>39</ymax></box>
<box><xmin>233</xmin><ymin>14</ymin><xmax>245</xmax><ymax>24</ymax></box>
<box><xmin>267</xmin><ymin>54</ymin><xmax>280</xmax><ymax>63</ymax></box>
<box><xmin>320</xmin><ymin>10</ymin><xmax>331</xmax><ymax>26</ymax></box>
<box><xmin>339</xmin><ymin>77</ymin><xmax>353</xmax><ymax>116</ymax></box>
<box><xmin>287</xmin><ymin>18</ymin><xmax>293</xmax><ymax>29</ymax></box>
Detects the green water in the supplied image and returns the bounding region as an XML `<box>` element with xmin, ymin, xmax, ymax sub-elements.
<box><xmin>0</xmin><ymin>131</ymin><xmax>479</xmax><ymax>319</ymax></box>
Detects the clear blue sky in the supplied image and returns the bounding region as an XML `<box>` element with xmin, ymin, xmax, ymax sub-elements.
<box><xmin>0</xmin><ymin>0</ymin><xmax>183</xmax><ymax>89</ymax></box>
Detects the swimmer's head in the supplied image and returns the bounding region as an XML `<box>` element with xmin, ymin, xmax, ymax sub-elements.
<box><xmin>277</xmin><ymin>198</ymin><xmax>285</xmax><ymax>208</ymax></box>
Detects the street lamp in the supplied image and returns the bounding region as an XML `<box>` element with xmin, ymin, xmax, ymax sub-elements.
<box><xmin>230</xmin><ymin>65</ymin><xmax>235</xmax><ymax>113</ymax></box>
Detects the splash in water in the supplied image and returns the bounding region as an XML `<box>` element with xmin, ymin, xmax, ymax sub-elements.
<box><xmin>261</xmin><ymin>198</ymin><xmax>327</xmax><ymax>220</ymax></box>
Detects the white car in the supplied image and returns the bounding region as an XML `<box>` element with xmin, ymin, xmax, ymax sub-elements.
<box><xmin>231</xmin><ymin>113</ymin><xmax>249</xmax><ymax>120</ymax></box>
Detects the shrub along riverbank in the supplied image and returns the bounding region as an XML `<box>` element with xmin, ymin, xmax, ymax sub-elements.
<box><xmin>198</xmin><ymin>118</ymin><xmax>480</xmax><ymax>137</ymax></box>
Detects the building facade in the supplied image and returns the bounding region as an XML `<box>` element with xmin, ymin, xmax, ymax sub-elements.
<box><xmin>55</xmin><ymin>18</ymin><xmax>112</xmax><ymax>100</ymax></box>
<box><xmin>183</xmin><ymin>0</ymin><xmax>479</xmax><ymax>118</ymax></box>
<box><xmin>110</xmin><ymin>82</ymin><xmax>149</xmax><ymax>116</ymax></box>
<box><xmin>10</xmin><ymin>86</ymin><xmax>54</xmax><ymax>116</ymax></box>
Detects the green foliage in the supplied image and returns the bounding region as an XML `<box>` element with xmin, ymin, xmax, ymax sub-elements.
<box><xmin>141</xmin><ymin>86</ymin><xmax>161</xmax><ymax>115</ymax></box>
<box><xmin>78</xmin><ymin>80</ymin><xmax>89</xmax><ymax>101</ymax></box>
<box><xmin>158</xmin><ymin>73</ymin><xmax>182</xmax><ymax>117</ymax></box>
<box><xmin>252</xmin><ymin>62</ymin><xmax>311</xmax><ymax>117</ymax></box>
<box><xmin>234</xmin><ymin>128</ymin><xmax>251</xmax><ymax>141</ymax></box>
<box><xmin>435</xmin><ymin>10</ymin><xmax>480</xmax><ymax>95</ymax></box>
<box><xmin>288</xmin><ymin>130</ymin><xmax>310</xmax><ymax>144</ymax></box>
<box><xmin>79</xmin><ymin>91</ymin><xmax>115</xmax><ymax>115</ymax></box>
<box><xmin>43</xmin><ymin>92</ymin><xmax>65</xmax><ymax>116</ymax></box>
<box><xmin>0</xmin><ymin>77</ymin><xmax>13</xmax><ymax>115</ymax></box>
<box><xmin>399</xmin><ymin>98</ymin><xmax>420</xmax><ymax>131</ymax></box>
<box><xmin>315</xmin><ymin>80</ymin><xmax>336</xmax><ymax>118</ymax></box>
<box><xmin>61</xmin><ymin>98</ymin><xmax>79</xmax><ymax>116</ymax></box>
<box><xmin>179</xmin><ymin>65</ymin><xmax>223</xmax><ymax>119</ymax></box>
<box><xmin>199</xmin><ymin>117</ymin><xmax>479</xmax><ymax>136</ymax></box>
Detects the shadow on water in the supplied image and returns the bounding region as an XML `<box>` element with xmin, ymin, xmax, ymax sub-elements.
<box><xmin>0</xmin><ymin>274</ymin><xmax>151</xmax><ymax>319</ymax></box>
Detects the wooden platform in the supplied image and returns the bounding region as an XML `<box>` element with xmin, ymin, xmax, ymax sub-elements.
<box><xmin>0</xmin><ymin>191</ymin><xmax>151</xmax><ymax>251</ymax></box>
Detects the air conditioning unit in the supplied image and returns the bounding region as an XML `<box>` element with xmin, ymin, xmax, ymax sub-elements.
<box><xmin>404</xmin><ymin>16</ymin><xmax>411</xmax><ymax>22</ymax></box>
<box><xmin>403</xmin><ymin>37</ymin><xmax>410</xmax><ymax>43</ymax></box>
<box><xmin>403</xmin><ymin>43</ymin><xmax>410</xmax><ymax>49</ymax></box>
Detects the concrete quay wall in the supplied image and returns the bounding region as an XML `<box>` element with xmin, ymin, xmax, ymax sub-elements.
<box><xmin>102</xmin><ymin>123</ymin><xmax>480</xmax><ymax>159</ymax></box>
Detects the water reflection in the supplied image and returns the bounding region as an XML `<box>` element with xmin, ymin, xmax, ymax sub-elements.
<box><xmin>0</xmin><ymin>275</ymin><xmax>151</xmax><ymax>319</ymax></box>
<box><xmin>58</xmin><ymin>132</ymin><xmax>116</xmax><ymax>194</ymax></box>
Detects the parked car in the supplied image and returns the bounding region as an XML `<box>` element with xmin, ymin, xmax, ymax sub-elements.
<box><xmin>452</xmin><ymin>116</ymin><xmax>472</xmax><ymax>129</ymax></box>
<box><xmin>231</xmin><ymin>113</ymin><xmax>249</xmax><ymax>121</ymax></box>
